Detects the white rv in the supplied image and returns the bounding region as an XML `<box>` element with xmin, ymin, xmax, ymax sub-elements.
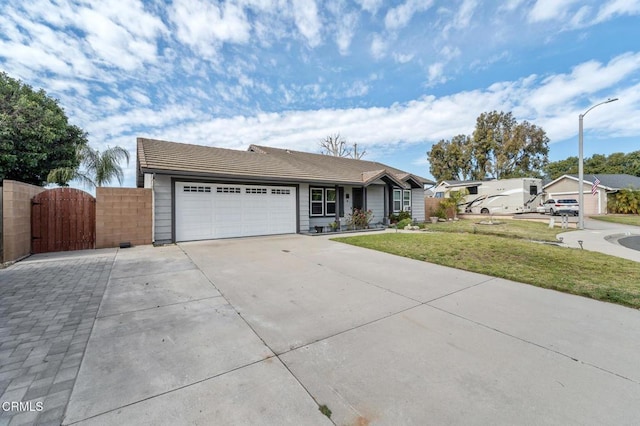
<box><xmin>434</xmin><ymin>178</ymin><xmax>544</xmax><ymax>215</ymax></box>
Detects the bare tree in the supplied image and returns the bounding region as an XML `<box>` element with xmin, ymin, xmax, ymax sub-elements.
<box><xmin>351</xmin><ymin>143</ymin><xmax>366</xmax><ymax>159</ymax></box>
<box><xmin>320</xmin><ymin>133</ymin><xmax>350</xmax><ymax>157</ymax></box>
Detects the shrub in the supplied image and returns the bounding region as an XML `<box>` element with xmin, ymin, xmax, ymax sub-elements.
<box><xmin>397</xmin><ymin>218</ymin><xmax>412</xmax><ymax>228</ymax></box>
<box><xmin>398</xmin><ymin>211</ymin><xmax>412</xmax><ymax>221</ymax></box>
<box><xmin>608</xmin><ymin>189</ymin><xmax>640</xmax><ymax>214</ymax></box>
<box><xmin>434</xmin><ymin>204</ymin><xmax>447</xmax><ymax>219</ymax></box>
<box><xmin>349</xmin><ymin>208</ymin><xmax>374</xmax><ymax>228</ymax></box>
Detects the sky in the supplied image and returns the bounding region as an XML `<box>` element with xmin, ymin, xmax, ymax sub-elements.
<box><xmin>1</xmin><ymin>0</ymin><xmax>639</xmax><ymax>188</ymax></box>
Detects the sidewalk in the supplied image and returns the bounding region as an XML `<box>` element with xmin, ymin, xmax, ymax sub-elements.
<box><xmin>558</xmin><ymin>219</ymin><xmax>640</xmax><ymax>262</ymax></box>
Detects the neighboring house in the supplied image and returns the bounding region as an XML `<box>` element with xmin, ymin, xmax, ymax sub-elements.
<box><xmin>544</xmin><ymin>174</ymin><xmax>640</xmax><ymax>215</ymax></box>
<box><xmin>136</xmin><ymin>138</ymin><xmax>433</xmax><ymax>243</ymax></box>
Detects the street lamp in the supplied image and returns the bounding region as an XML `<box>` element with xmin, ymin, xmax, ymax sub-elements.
<box><xmin>578</xmin><ymin>98</ymin><xmax>618</xmax><ymax>229</ymax></box>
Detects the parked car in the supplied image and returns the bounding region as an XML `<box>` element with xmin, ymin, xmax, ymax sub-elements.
<box><xmin>542</xmin><ymin>198</ymin><xmax>579</xmax><ymax>216</ymax></box>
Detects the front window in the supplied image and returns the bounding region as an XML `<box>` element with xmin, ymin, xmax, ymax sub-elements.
<box><xmin>311</xmin><ymin>188</ymin><xmax>324</xmax><ymax>216</ymax></box>
<box><xmin>326</xmin><ymin>188</ymin><xmax>336</xmax><ymax>215</ymax></box>
<box><xmin>393</xmin><ymin>189</ymin><xmax>402</xmax><ymax>212</ymax></box>
<box><xmin>435</xmin><ymin>192</ymin><xmax>444</xmax><ymax>199</ymax></box>
<box><xmin>403</xmin><ymin>190</ymin><xmax>411</xmax><ymax>211</ymax></box>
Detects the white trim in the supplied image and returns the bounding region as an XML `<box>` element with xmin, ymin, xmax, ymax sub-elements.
<box><xmin>543</xmin><ymin>174</ymin><xmax>613</xmax><ymax>191</ymax></box>
<box><xmin>325</xmin><ymin>188</ymin><xmax>337</xmax><ymax>216</ymax></box>
<box><xmin>310</xmin><ymin>187</ymin><xmax>324</xmax><ymax>217</ymax></box>
<box><xmin>393</xmin><ymin>189</ymin><xmax>402</xmax><ymax>212</ymax></box>
<box><xmin>403</xmin><ymin>189</ymin><xmax>411</xmax><ymax>211</ymax></box>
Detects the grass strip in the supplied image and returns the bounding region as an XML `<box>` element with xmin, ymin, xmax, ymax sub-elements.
<box><xmin>590</xmin><ymin>215</ymin><xmax>640</xmax><ymax>227</ymax></box>
<box><xmin>420</xmin><ymin>218</ymin><xmax>569</xmax><ymax>242</ymax></box>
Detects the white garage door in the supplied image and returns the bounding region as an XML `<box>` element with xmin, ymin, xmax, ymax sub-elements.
<box><xmin>175</xmin><ymin>182</ymin><xmax>297</xmax><ymax>241</ymax></box>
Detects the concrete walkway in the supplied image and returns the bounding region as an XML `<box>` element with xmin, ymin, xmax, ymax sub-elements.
<box><xmin>63</xmin><ymin>235</ymin><xmax>640</xmax><ymax>425</ymax></box>
<box><xmin>559</xmin><ymin>218</ymin><xmax>640</xmax><ymax>262</ymax></box>
<box><xmin>0</xmin><ymin>250</ymin><xmax>116</xmax><ymax>426</ymax></box>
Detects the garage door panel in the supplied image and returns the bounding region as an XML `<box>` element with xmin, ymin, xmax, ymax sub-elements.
<box><xmin>176</xmin><ymin>182</ymin><xmax>296</xmax><ymax>241</ymax></box>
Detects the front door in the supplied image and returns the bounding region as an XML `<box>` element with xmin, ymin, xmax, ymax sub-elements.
<box><xmin>352</xmin><ymin>188</ymin><xmax>363</xmax><ymax>211</ymax></box>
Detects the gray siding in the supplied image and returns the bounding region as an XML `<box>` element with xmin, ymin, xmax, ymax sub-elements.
<box><xmin>298</xmin><ymin>183</ymin><xmax>310</xmax><ymax>232</ymax></box>
<box><xmin>153</xmin><ymin>174</ymin><xmax>173</xmax><ymax>243</ymax></box>
<box><xmin>411</xmin><ymin>188</ymin><xmax>425</xmax><ymax>221</ymax></box>
<box><xmin>366</xmin><ymin>185</ymin><xmax>385</xmax><ymax>225</ymax></box>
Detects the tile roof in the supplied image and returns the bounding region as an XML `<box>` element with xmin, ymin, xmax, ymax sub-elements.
<box><xmin>137</xmin><ymin>138</ymin><xmax>433</xmax><ymax>187</ymax></box>
<box><xmin>565</xmin><ymin>174</ymin><xmax>640</xmax><ymax>190</ymax></box>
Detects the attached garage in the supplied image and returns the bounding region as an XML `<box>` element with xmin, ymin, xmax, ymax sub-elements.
<box><xmin>175</xmin><ymin>182</ymin><xmax>297</xmax><ymax>241</ymax></box>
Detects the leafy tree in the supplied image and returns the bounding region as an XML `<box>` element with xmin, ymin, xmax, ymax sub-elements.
<box><xmin>0</xmin><ymin>72</ymin><xmax>87</xmax><ymax>186</ymax></box>
<box><xmin>471</xmin><ymin>111</ymin><xmax>549</xmax><ymax>179</ymax></box>
<box><xmin>428</xmin><ymin>135</ymin><xmax>472</xmax><ymax>181</ymax></box>
<box><xmin>47</xmin><ymin>145</ymin><xmax>130</xmax><ymax>188</ymax></box>
<box><xmin>543</xmin><ymin>156</ymin><xmax>578</xmax><ymax>180</ymax></box>
<box><xmin>427</xmin><ymin>111</ymin><xmax>549</xmax><ymax>182</ymax></box>
<box><xmin>544</xmin><ymin>151</ymin><xmax>640</xmax><ymax>180</ymax></box>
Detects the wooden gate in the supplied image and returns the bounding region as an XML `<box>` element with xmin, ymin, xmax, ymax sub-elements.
<box><xmin>31</xmin><ymin>188</ymin><xmax>96</xmax><ymax>253</ymax></box>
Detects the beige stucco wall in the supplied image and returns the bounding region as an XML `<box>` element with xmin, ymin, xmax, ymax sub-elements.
<box><xmin>2</xmin><ymin>180</ymin><xmax>46</xmax><ymax>263</ymax></box>
<box><xmin>96</xmin><ymin>187</ymin><xmax>152</xmax><ymax>249</ymax></box>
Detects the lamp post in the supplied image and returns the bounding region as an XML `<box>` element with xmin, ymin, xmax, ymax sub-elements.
<box><xmin>578</xmin><ymin>98</ymin><xmax>618</xmax><ymax>229</ymax></box>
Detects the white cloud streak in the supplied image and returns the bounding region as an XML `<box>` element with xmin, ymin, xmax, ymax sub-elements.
<box><xmin>384</xmin><ymin>0</ymin><xmax>434</xmax><ymax>31</ymax></box>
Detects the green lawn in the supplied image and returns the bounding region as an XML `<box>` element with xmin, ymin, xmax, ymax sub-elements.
<box><xmin>419</xmin><ymin>218</ymin><xmax>569</xmax><ymax>242</ymax></box>
<box><xmin>590</xmin><ymin>215</ymin><xmax>640</xmax><ymax>227</ymax></box>
<box><xmin>333</xmin><ymin>232</ymin><xmax>640</xmax><ymax>309</ymax></box>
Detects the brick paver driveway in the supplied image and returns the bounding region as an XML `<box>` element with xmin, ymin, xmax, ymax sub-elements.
<box><xmin>0</xmin><ymin>250</ymin><xmax>115</xmax><ymax>426</ymax></box>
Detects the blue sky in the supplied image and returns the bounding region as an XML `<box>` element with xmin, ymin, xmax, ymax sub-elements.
<box><xmin>1</xmin><ymin>0</ymin><xmax>639</xmax><ymax>187</ymax></box>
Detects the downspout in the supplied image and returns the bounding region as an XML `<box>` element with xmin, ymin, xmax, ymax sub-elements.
<box><xmin>151</xmin><ymin>174</ymin><xmax>155</xmax><ymax>244</ymax></box>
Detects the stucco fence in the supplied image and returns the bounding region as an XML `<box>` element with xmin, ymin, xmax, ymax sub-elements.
<box><xmin>1</xmin><ymin>180</ymin><xmax>152</xmax><ymax>263</ymax></box>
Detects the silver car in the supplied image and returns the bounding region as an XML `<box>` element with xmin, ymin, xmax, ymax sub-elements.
<box><xmin>543</xmin><ymin>198</ymin><xmax>579</xmax><ymax>216</ymax></box>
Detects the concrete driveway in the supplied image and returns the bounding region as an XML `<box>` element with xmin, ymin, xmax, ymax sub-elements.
<box><xmin>62</xmin><ymin>234</ymin><xmax>640</xmax><ymax>425</ymax></box>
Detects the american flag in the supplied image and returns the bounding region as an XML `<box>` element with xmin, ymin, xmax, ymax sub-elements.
<box><xmin>591</xmin><ymin>176</ymin><xmax>601</xmax><ymax>196</ymax></box>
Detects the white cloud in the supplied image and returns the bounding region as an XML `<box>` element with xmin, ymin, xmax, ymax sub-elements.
<box><xmin>327</xmin><ymin>0</ymin><xmax>359</xmax><ymax>55</ymax></box>
<box><xmin>528</xmin><ymin>0</ymin><xmax>580</xmax><ymax>22</ymax></box>
<box><xmin>170</xmin><ymin>0</ymin><xmax>251</xmax><ymax>59</ymax></box>
<box><xmin>370</xmin><ymin>34</ymin><xmax>388</xmax><ymax>59</ymax></box>
<box><xmin>427</xmin><ymin>63</ymin><xmax>447</xmax><ymax>86</ymax></box>
<box><xmin>499</xmin><ymin>0</ymin><xmax>526</xmax><ymax>12</ymax></box>
<box><xmin>452</xmin><ymin>0</ymin><xmax>479</xmax><ymax>29</ymax></box>
<box><xmin>384</xmin><ymin>0</ymin><xmax>434</xmax><ymax>31</ymax></box>
<box><xmin>291</xmin><ymin>0</ymin><xmax>323</xmax><ymax>47</ymax></box>
<box><xmin>354</xmin><ymin>0</ymin><xmax>383</xmax><ymax>14</ymax></box>
<box><xmin>526</xmin><ymin>52</ymin><xmax>640</xmax><ymax>112</ymax></box>
<box><xmin>393</xmin><ymin>52</ymin><xmax>415</xmax><ymax>64</ymax></box>
<box><xmin>595</xmin><ymin>0</ymin><xmax>640</xmax><ymax>23</ymax></box>
<box><xmin>344</xmin><ymin>81</ymin><xmax>370</xmax><ymax>97</ymax></box>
